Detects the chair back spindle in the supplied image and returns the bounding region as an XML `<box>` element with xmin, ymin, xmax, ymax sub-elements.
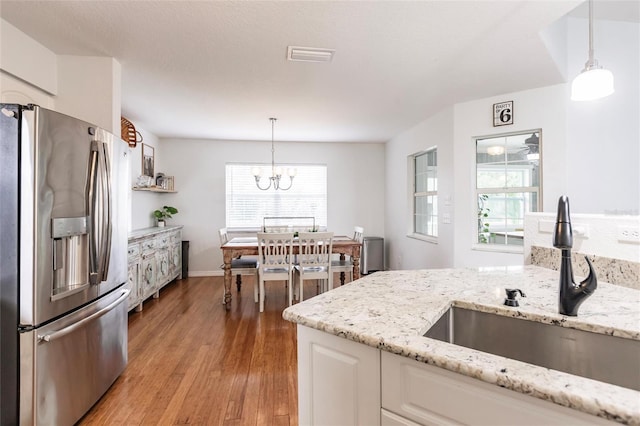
<box><xmin>219</xmin><ymin>228</ymin><xmax>230</xmax><ymax>245</ymax></box>
<box><xmin>298</xmin><ymin>232</ymin><xmax>333</xmax><ymax>270</ymax></box>
<box><xmin>257</xmin><ymin>232</ymin><xmax>295</xmax><ymax>312</ymax></box>
<box><xmin>295</xmin><ymin>232</ymin><xmax>333</xmax><ymax>301</ymax></box>
<box><xmin>353</xmin><ymin>226</ymin><xmax>364</xmax><ymax>244</ymax></box>
<box><xmin>258</xmin><ymin>232</ymin><xmax>294</xmax><ymax>270</ymax></box>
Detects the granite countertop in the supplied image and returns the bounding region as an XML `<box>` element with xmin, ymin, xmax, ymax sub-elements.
<box><xmin>282</xmin><ymin>265</ymin><xmax>640</xmax><ymax>424</ymax></box>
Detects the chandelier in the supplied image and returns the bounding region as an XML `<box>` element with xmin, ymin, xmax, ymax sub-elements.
<box><xmin>570</xmin><ymin>0</ymin><xmax>614</xmax><ymax>101</ymax></box>
<box><xmin>252</xmin><ymin>118</ymin><xmax>296</xmax><ymax>191</ymax></box>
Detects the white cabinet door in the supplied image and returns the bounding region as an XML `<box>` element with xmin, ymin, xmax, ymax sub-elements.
<box><xmin>297</xmin><ymin>325</ymin><xmax>380</xmax><ymax>426</ymax></box>
<box><xmin>170</xmin><ymin>242</ymin><xmax>181</xmax><ymax>279</ymax></box>
<box><xmin>140</xmin><ymin>252</ymin><xmax>157</xmax><ymax>299</ymax></box>
<box><xmin>126</xmin><ymin>243</ymin><xmax>141</xmax><ymax>312</ymax></box>
<box><xmin>126</xmin><ymin>260</ymin><xmax>140</xmax><ymax>311</ymax></box>
<box><xmin>156</xmin><ymin>249</ymin><xmax>170</xmax><ymax>288</ymax></box>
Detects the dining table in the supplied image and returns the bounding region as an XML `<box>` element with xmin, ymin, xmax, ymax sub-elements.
<box><xmin>220</xmin><ymin>235</ymin><xmax>362</xmax><ymax>306</ymax></box>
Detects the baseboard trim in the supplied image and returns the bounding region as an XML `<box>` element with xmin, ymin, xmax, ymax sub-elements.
<box><xmin>189</xmin><ymin>270</ymin><xmax>224</xmax><ymax>277</ymax></box>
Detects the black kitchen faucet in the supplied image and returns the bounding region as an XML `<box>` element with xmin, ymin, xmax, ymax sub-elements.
<box><xmin>553</xmin><ymin>195</ymin><xmax>597</xmax><ymax>316</ymax></box>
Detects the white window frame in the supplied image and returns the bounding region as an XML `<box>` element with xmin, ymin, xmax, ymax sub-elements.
<box><xmin>473</xmin><ymin>129</ymin><xmax>542</xmax><ymax>254</ymax></box>
<box><xmin>408</xmin><ymin>147</ymin><xmax>438</xmax><ymax>243</ymax></box>
<box><xmin>225</xmin><ymin>163</ymin><xmax>327</xmax><ymax>231</ymax></box>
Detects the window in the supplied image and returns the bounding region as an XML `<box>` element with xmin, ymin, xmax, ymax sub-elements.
<box><xmin>225</xmin><ymin>163</ymin><xmax>327</xmax><ymax>229</ymax></box>
<box><xmin>476</xmin><ymin>130</ymin><xmax>541</xmax><ymax>249</ymax></box>
<box><xmin>410</xmin><ymin>148</ymin><xmax>437</xmax><ymax>240</ymax></box>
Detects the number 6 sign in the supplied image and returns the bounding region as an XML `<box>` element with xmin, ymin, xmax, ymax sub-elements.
<box><xmin>493</xmin><ymin>101</ymin><xmax>514</xmax><ymax>126</ymax></box>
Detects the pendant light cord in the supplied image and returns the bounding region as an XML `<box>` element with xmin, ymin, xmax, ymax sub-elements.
<box><xmin>588</xmin><ymin>0</ymin><xmax>594</xmax><ymax>64</ymax></box>
<box><xmin>270</xmin><ymin>117</ymin><xmax>276</xmax><ymax>174</ymax></box>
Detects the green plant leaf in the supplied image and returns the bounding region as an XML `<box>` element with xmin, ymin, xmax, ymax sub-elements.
<box><xmin>153</xmin><ymin>206</ymin><xmax>179</xmax><ymax>220</ymax></box>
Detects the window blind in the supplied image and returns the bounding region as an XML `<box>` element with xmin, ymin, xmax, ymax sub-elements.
<box><xmin>225</xmin><ymin>163</ymin><xmax>327</xmax><ymax>229</ymax></box>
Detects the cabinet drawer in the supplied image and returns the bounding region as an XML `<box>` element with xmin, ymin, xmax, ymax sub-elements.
<box><xmin>127</xmin><ymin>243</ymin><xmax>140</xmax><ymax>258</ymax></box>
<box><xmin>381</xmin><ymin>409</ymin><xmax>421</xmax><ymax>426</ymax></box>
<box><xmin>141</xmin><ymin>239</ymin><xmax>156</xmax><ymax>252</ymax></box>
<box><xmin>157</xmin><ymin>235</ymin><xmax>170</xmax><ymax>247</ymax></box>
<box><xmin>141</xmin><ymin>251</ymin><xmax>156</xmax><ymax>261</ymax></box>
<box><xmin>381</xmin><ymin>351</ymin><xmax>613</xmax><ymax>426</ymax></box>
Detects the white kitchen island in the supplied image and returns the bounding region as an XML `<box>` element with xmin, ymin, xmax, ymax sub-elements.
<box><xmin>282</xmin><ymin>266</ymin><xmax>640</xmax><ymax>425</ymax></box>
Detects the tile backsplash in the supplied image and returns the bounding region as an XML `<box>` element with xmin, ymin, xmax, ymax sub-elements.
<box><xmin>525</xmin><ymin>213</ymin><xmax>640</xmax><ymax>290</ymax></box>
<box><xmin>530</xmin><ymin>245</ymin><xmax>639</xmax><ymax>290</ymax></box>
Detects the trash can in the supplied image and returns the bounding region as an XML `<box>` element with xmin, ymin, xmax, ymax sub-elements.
<box><xmin>181</xmin><ymin>240</ymin><xmax>189</xmax><ymax>279</ymax></box>
<box><xmin>361</xmin><ymin>237</ymin><xmax>384</xmax><ymax>275</ymax></box>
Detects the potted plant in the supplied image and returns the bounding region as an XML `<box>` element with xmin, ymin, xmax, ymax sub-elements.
<box><xmin>153</xmin><ymin>205</ymin><xmax>178</xmax><ymax>227</ymax></box>
<box><xmin>477</xmin><ymin>194</ymin><xmax>491</xmax><ymax>243</ymax></box>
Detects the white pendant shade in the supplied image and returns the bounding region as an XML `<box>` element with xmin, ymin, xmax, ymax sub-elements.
<box><xmin>570</xmin><ymin>0</ymin><xmax>614</xmax><ymax>102</ymax></box>
<box><xmin>571</xmin><ymin>67</ymin><xmax>614</xmax><ymax>101</ymax></box>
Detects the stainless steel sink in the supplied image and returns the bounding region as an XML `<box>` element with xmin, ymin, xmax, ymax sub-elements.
<box><xmin>424</xmin><ymin>306</ymin><xmax>640</xmax><ymax>391</ymax></box>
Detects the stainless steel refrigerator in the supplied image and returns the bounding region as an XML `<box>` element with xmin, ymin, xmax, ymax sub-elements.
<box><xmin>0</xmin><ymin>104</ymin><xmax>130</xmax><ymax>425</ymax></box>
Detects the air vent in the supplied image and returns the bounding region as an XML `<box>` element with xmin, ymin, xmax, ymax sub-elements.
<box><xmin>287</xmin><ymin>46</ymin><xmax>335</xmax><ymax>63</ymax></box>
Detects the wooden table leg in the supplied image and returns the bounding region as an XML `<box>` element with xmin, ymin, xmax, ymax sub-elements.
<box><xmin>352</xmin><ymin>246</ymin><xmax>361</xmax><ymax>280</ymax></box>
<box><xmin>222</xmin><ymin>251</ymin><xmax>233</xmax><ymax>307</ymax></box>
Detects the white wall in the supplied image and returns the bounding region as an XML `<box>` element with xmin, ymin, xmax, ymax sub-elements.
<box><xmin>156</xmin><ymin>138</ymin><xmax>385</xmax><ymax>275</ymax></box>
<box><xmin>129</xmin><ymin>127</ymin><xmax>162</xmax><ymax>231</ymax></box>
<box><xmin>56</xmin><ymin>56</ymin><xmax>122</xmax><ymax>134</ymax></box>
<box><xmin>384</xmin><ymin>107</ymin><xmax>454</xmax><ymax>270</ymax></box>
<box><xmin>452</xmin><ymin>84</ymin><xmax>567</xmax><ymax>268</ymax></box>
<box><xmin>1</xmin><ymin>71</ymin><xmax>54</xmax><ymax>107</ymax></box>
<box><xmin>565</xmin><ymin>17</ymin><xmax>639</xmax><ymax>215</ymax></box>
<box><xmin>384</xmin><ymin>84</ymin><xmax>567</xmax><ymax>271</ymax></box>
<box><xmin>1</xmin><ymin>19</ymin><xmax>55</xmax><ymax>107</ymax></box>
<box><xmin>383</xmin><ymin>14</ymin><xmax>639</xmax><ymax>272</ymax></box>
<box><xmin>0</xmin><ymin>19</ymin><xmax>57</xmax><ymax>96</ymax></box>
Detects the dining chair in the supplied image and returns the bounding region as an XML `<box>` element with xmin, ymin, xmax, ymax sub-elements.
<box><xmin>257</xmin><ymin>232</ymin><xmax>295</xmax><ymax>312</ymax></box>
<box><xmin>218</xmin><ymin>228</ymin><xmax>259</xmax><ymax>301</ymax></box>
<box><xmin>331</xmin><ymin>226</ymin><xmax>364</xmax><ymax>285</ymax></box>
<box><xmin>294</xmin><ymin>232</ymin><xmax>334</xmax><ymax>302</ymax></box>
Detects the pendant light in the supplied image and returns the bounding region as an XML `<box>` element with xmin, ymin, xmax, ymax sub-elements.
<box><xmin>571</xmin><ymin>0</ymin><xmax>614</xmax><ymax>101</ymax></box>
<box><xmin>252</xmin><ymin>118</ymin><xmax>296</xmax><ymax>191</ymax></box>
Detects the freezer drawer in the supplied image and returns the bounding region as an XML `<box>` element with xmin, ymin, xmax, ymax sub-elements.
<box><xmin>19</xmin><ymin>287</ymin><xmax>129</xmax><ymax>426</ymax></box>
<box><xmin>361</xmin><ymin>237</ymin><xmax>384</xmax><ymax>275</ymax></box>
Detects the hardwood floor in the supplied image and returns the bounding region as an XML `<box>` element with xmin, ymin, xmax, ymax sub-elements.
<box><xmin>78</xmin><ymin>276</ymin><xmax>310</xmax><ymax>425</ymax></box>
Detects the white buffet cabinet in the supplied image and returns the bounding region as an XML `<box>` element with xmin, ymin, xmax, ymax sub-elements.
<box><xmin>127</xmin><ymin>226</ymin><xmax>183</xmax><ymax>312</ymax></box>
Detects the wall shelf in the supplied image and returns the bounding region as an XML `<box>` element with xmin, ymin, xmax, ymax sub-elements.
<box><xmin>132</xmin><ymin>187</ymin><xmax>177</xmax><ymax>193</ymax></box>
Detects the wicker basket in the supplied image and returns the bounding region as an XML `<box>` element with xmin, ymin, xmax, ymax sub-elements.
<box><xmin>121</xmin><ymin>116</ymin><xmax>142</xmax><ymax>148</ymax></box>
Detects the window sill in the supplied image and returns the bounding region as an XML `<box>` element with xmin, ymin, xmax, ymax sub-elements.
<box><xmin>227</xmin><ymin>226</ymin><xmax>328</xmax><ymax>234</ymax></box>
<box><xmin>471</xmin><ymin>243</ymin><xmax>523</xmax><ymax>254</ymax></box>
<box><xmin>407</xmin><ymin>233</ymin><xmax>438</xmax><ymax>244</ymax></box>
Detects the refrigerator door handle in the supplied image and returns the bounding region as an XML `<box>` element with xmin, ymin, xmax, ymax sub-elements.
<box><xmin>88</xmin><ymin>139</ymin><xmax>113</xmax><ymax>284</ymax></box>
<box><xmin>37</xmin><ymin>289</ymin><xmax>130</xmax><ymax>343</ymax></box>
<box><xmin>98</xmin><ymin>141</ymin><xmax>112</xmax><ymax>282</ymax></box>
<box><xmin>87</xmin><ymin>141</ymin><xmax>100</xmax><ymax>285</ymax></box>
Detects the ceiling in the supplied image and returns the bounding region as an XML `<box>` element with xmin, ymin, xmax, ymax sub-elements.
<box><xmin>0</xmin><ymin>1</ymin><xmax>602</xmax><ymax>143</ymax></box>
